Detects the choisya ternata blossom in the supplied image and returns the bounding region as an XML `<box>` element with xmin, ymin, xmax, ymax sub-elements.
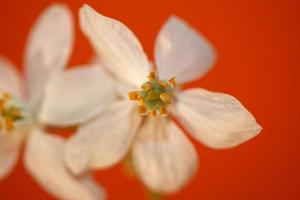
<box><xmin>40</xmin><ymin>4</ymin><xmax>262</xmax><ymax>194</ymax></box>
<box><xmin>0</xmin><ymin>4</ymin><xmax>104</xmax><ymax>200</ymax></box>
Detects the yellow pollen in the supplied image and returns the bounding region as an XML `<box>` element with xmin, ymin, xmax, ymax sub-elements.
<box><xmin>150</xmin><ymin>110</ymin><xmax>157</xmax><ymax>117</ymax></box>
<box><xmin>141</xmin><ymin>82</ymin><xmax>152</xmax><ymax>91</ymax></box>
<box><xmin>138</xmin><ymin>97</ymin><xmax>145</xmax><ymax>105</ymax></box>
<box><xmin>160</xmin><ymin>93</ymin><xmax>173</xmax><ymax>104</ymax></box>
<box><xmin>168</xmin><ymin>77</ymin><xmax>177</xmax><ymax>87</ymax></box>
<box><xmin>0</xmin><ymin>100</ymin><xmax>4</xmax><ymax>110</ymax></box>
<box><xmin>5</xmin><ymin>119</ymin><xmax>14</xmax><ymax>131</ymax></box>
<box><xmin>148</xmin><ymin>72</ymin><xmax>156</xmax><ymax>81</ymax></box>
<box><xmin>158</xmin><ymin>80</ymin><xmax>168</xmax><ymax>88</ymax></box>
<box><xmin>128</xmin><ymin>91</ymin><xmax>139</xmax><ymax>101</ymax></box>
<box><xmin>138</xmin><ymin>105</ymin><xmax>147</xmax><ymax>114</ymax></box>
<box><xmin>3</xmin><ymin>92</ymin><xmax>11</xmax><ymax>100</ymax></box>
<box><xmin>160</xmin><ymin>107</ymin><xmax>169</xmax><ymax>117</ymax></box>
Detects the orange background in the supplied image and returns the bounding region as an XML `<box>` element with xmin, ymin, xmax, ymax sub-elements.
<box><xmin>0</xmin><ymin>0</ymin><xmax>299</xmax><ymax>199</ymax></box>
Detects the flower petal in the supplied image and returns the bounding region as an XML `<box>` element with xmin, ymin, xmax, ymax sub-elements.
<box><xmin>0</xmin><ymin>132</ymin><xmax>24</xmax><ymax>181</ymax></box>
<box><xmin>24</xmin><ymin>4</ymin><xmax>73</xmax><ymax>110</ymax></box>
<box><xmin>155</xmin><ymin>16</ymin><xmax>216</xmax><ymax>84</ymax></box>
<box><xmin>0</xmin><ymin>57</ymin><xmax>22</xmax><ymax>97</ymax></box>
<box><xmin>174</xmin><ymin>88</ymin><xmax>262</xmax><ymax>149</ymax></box>
<box><xmin>24</xmin><ymin>128</ymin><xmax>105</xmax><ymax>200</ymax></box>
<box><xmin>132</xmin><ymin>118</ymin><xmax>198</xmax><ymax>193</ymax></box>
<box><xmin>39</xmin><ymin>66</ymin><xmax>117</xmax><ymax>126</ymax></box>
<box><xmin>65</xmin><ymin>100</ymin><xmax>141</xmax><ymax>175</ymax></box>
<box><xmin>79</xmin><ymin>4</ymin><xmax>151</xmax><ymax>86</ymax></box>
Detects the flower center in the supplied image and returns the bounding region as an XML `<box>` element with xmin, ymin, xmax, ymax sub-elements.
<box><xmin>0</xmin><ymin>92</ymin><xmax>24</xmax><ymax>132</ymax></box>
<box><xmin>128</xmin><ymin>72</ymin><xmax>176</xmax><ymax>117</ymax></box>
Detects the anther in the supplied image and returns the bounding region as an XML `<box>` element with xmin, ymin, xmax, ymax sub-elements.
<box><xmin>150</xmin><ymin>110</ymin><xmax>157</xmax><ymax>117</ymax></box>
<box><xmin>138</xmin><ymin>97</ymin><xmax>145</xmax><ymax>105</ymax></box>
<box><xmin>160</xmin><ymin>107</ymin><xmax>169</xmax><ymax>117</ymax></box>
<box><xmin>128</xmin><ymin>91</ymin><xmax>139</xmax><ymax>101</ymax></box>
<box><xmin>168</xmin><ymin>77</ymin><xmax>177</xmax><ymax>87</ymax></box>
<box><xmin>5</xmin><ymin>119</ymin><xmax>14</xmax><ymax>131</ymax></box>
<box><xmin>148</xmin><ymin>72</ymin><xmax>156</xmax><ymax>81</ymax></box>
<box><xmin>138</xmin><ymin>105</ymin><xmax>147</xmax><ymax>114</ymax></box>
<box><xmin>141</xmin><ymin>82</ymin><xmax>152</xmax><ymax>91</ymax></box>
<box><xmin>3</xmin><ymin>92</ymin><xmax>11</xmax><ymax>100</ymax></box>
<box><xmin>160</xmin><ymin>93</ymin><xmax>173</xmax><ymax>104</ymax></box>
<box><xmin>0</xmin><ymin>99</ymin><xmax>4</xmax><ymax>110</ymax></box>
<box><xmin>158</xmin><ymin>80</ymin><xmax>168</xmax><ymax>88</ymax></box>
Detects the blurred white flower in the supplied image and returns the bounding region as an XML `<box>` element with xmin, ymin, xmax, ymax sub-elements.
<box><xmin>40</xmin><ymin>4</ymin><xmax>262</xmax><ymax>194</ymax></box>
<box><xmin>0</xmin><ymin>4</ymin><xmax>104</xmax><ymax>200</ymax></box>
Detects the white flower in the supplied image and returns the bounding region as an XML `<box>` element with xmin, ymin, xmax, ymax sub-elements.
<box><xmin>0</xmin><ymin>4</ymin><xmax>105</xmax><ymax>200</ymax></box>
<box><xmin>40</xmin><ymin>4</ymin><xmax>262</xmax><ymax>194</ymax></box>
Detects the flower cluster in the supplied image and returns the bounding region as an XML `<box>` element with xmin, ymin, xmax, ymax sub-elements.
<box><xmin>0</xmin><ymin>3</ymin><xmax>262</xmax><ymax>200</ymax></box>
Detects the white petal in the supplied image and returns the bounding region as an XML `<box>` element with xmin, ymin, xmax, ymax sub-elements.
<box><xmin>65</xmin><ymin>100</ymin><xmax>141</xmax><ymax>175</ymax></box>
<box><xmin>155</xmin><ymin>16</ymin><xmax>216</xmax><ymax>84</ymax></box>
<box><xmin>174</xmin><ymin>88</ymin><xmax>262</xmax><ymax>149</ymax></box>
<box><xmin>24</xmin><ymin>128</ymin><xmax>105</xmax><ymax>200</ymax></box>
<box><xmin>24</xmin><ymin>4</ymin><xmax>73</xmax><ymax>110</ymax></box>
<box><xmin>132</xmin><ymin>118</ymin><xmax>198</xmax><ymax>193</ymax></box>
<box><xmin>0</xmin><ymin>132</ymin><xmax>24</xmax><ymax>181</ymax></box>
<box><xmin>39</xmin><ymin>66</ymin><xmax>117</xmax><ymax>126</ymax></box>
<box><xmin>0</xmin><ymin>57</ymin><xmax>22</xmax><ymax>97</ymax></box>
<box><xmin>79</xmin><ymin>4</ymin><xmax>151</xmax><ymax>86</ymax></box>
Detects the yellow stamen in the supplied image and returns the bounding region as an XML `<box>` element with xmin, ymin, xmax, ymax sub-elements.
<box><xmin>5</xmin><ymin>119</ymin><xmax>14</xmax><ymax>131</ymax></box>
<box><xmin>150</xmin><ymin>110</ymin><xmax>157</xmax><ymax>117</ymax></box>
<box><xmin>160</xmin><ymin>93</ymin><xmax>173</xmax><ymax>104</ymax></box>
<box><xmin>138</xmin><ymin>105</ymin><xmax>147</xmax><ymax>114</ymax></box>
<box><xmin>158</xmin><ymin>80</ymin><xmax>168</xmax><ymax>88</ymax></box>
<box><xmin>128</xmin><ymin>91</ymin><xmax>139</xmax><ymax>101</ymax></box>
<box><xmin>160</xmin><ymin>107</ymin><xmax>169</xmax><ymax>117</ymax></box>
<box><xmin>148</xmin><ymin>72</ymin><xmax>156</xmax><ymax>81</ymax></box>
<box><xmin>141</xmin><ymin>82</ymin><xmax>152</xmax><ymax>91</ymax></box>
<box><xmin>168</xmin><ymin>77</ymin><xmax>177</xmax><ymax>87</ymax></box>
<box><xmin>3</xmin><ymin>92</ymin><xmax>11</xmax><ymax>100</ymax></box>
<box><xmin>138</xmin><ymin>97</ymin><xmax>145</xmax><ymax>105</ymax></box>
<box><xmin>0</xmin><ymin>99</ymin><xmax>4</xmax><ymax>110</ymax></box>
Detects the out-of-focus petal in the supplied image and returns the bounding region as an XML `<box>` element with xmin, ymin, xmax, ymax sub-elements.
<box><xmin>155</xmin><ymin>16</ymin><xmax>216</xmax><ymax>84</ymax></box>
<box><xmin>0</xmin><ymin>57</ymin><xmax>22</xmax><ymax>97</ymax></box>
<box><xmin>24</xmin><ymin>128</ymin><xmax>105</xmax><ymax>200</ymax></box>
<box><xmin>79</xmin><ymin>4</ymin><xmax>151</xmax><ymax>87</ymax></box>
<box><xmin>39</xmin><ymin>66</ymin><xmax>117</xmax><ymax>126</ymax></box>
<box><xmin>24</xmin><ymin>4</ymin><xmax>73</xmax><ymax>110</ymax></box>
<box><xmin>0</xmin><ymin>132</ymin><xmax>24</xmax><ymax>181</ymax></box>
<box><xmin>174</xmin><ymin>88</ymin><xmax>262</xmax><ymax>149</ymax></box>
<box><xmin>132</xmin><ymin>118</ymin><xmax>198</xmax><ymax>193</ymax></box>
<box><xmin>65</xmin><ymin>100</ymin><xmax>141</xmax><ymax>175</ymax></box>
